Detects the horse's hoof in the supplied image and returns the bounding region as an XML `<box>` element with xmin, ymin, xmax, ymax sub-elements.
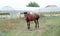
<box><xmin>27</xmin><ymin>29</ymin><xmax>32</xmax><ymax>31</ymax></box>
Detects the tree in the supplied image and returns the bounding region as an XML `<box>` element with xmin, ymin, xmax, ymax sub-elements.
<box><xmin>26</xmin><ymin>2</ymin><xmax>40</xmax><ymax>7</ymax></box>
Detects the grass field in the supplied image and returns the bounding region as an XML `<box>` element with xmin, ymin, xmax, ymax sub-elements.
<box><xmin>0</xmin><ymin>16</ymin><xmax>60</xmax><ymax>36</ymax></box>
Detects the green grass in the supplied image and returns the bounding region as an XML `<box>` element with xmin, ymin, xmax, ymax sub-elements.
<box><xmin>0</xmin><ymin>16</ymin><xmax>60</xmax><ymax>36</ymax></box>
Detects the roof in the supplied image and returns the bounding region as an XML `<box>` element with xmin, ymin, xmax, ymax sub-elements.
<box><xmin>45</xmin><ymin>5</ymin><xmax>57</xmax><ymax>8</ymax></box>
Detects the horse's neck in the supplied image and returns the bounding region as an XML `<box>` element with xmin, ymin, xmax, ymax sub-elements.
<box><xmin>24</xmin><ymin>14</ymin><xmax>29</xmax><ymax>17</ymax></box>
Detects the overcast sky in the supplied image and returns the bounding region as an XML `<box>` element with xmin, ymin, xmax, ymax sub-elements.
<box><xmin>0</xmin><ymin>0</ymin><xmax>60</xmax><ymax>10</ymax></box>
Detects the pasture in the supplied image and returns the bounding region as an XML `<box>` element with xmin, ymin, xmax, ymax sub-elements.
<box><xmin>0</xmin><ymin>16</ymin><xmax>60</xmax><ymax>36</ymax></box>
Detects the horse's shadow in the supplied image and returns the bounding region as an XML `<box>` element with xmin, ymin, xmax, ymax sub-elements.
<box><xmin>24</xmin><ymin>27</ymin><xmax>41</xmax><ymax>31</ymax></box>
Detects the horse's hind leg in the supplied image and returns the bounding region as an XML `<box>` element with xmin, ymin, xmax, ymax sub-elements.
<box><xmin>27</xmin><ymin>22</ymin><xmax>30</xmax><ymax>30</ymax></box>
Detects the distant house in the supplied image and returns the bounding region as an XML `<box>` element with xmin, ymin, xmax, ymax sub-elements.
<box><xmin>0</xmin><ymin>6</ymin><xmax>21</xmax><ymax>18</ymax></box>
<box><xmin>39</xmin><ymin>5</ymin><xmax>60</xmax><ymax>12</ymax></box>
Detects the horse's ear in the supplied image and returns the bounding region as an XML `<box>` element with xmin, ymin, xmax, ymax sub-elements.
<box><xmin>24</xmin><ymin>12</ymin><xmax>27</xmax><ymax>14</ymax></box>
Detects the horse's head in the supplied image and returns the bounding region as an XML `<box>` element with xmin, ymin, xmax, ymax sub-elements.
<box><xmin>23</xmin><ymin>11</ymin><xmax>30</xmax><ymax>14</ymax></box>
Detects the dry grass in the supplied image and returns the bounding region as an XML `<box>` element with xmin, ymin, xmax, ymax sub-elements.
<box><xmin>0</xmin><ymin>18</ymin><xmax>20</xmax><ymax>31</ymax></box>
<box><xmin>3</xmin><ymin>18</ymin><xmax>20</xmax><ymax>24</ymax></box>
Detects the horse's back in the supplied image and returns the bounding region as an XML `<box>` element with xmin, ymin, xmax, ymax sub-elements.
<box><xmin>30</xmin><ymin>14</ymin><xmax>40</xmax><ymax>20</ymax></box>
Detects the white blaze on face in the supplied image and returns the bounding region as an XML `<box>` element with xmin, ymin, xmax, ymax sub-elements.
<box><xmin>30</xmin><ymin>12</ymin><xmax>33</xmax><ymax>14</ymax></box>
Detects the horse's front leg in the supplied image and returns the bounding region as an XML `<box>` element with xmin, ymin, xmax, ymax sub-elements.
<box><xmin>37</xmin><ymin>20</ymin><xmax>39</xmax><ymax>28</ymax></box>
<box><xmin>27</xmin><ymin>21</ymin><xmax>30</xmax><ymax>30</ymax></box>
<box><xmin>34</xmin><ymin>20</ymin><xmax>37</xmax><ymax>29</ymax></box>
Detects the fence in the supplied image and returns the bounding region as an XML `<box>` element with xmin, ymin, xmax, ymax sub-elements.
<box><xmin>43</xmin><ymin>14</ymin><xmax>60</xmax><ymax>16</ymax></box>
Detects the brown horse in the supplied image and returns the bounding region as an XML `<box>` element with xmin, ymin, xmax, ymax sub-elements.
<box><xmin>23</xmin><ymin>12</ymin><xmax>40</xmax><ymax>30</ymax></box>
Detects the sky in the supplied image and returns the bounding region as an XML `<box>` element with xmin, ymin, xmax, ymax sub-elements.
<box><xmin>0</xmin><ymin>0</ymin><xmax>60</xmax><ymax>10</ymax></box>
